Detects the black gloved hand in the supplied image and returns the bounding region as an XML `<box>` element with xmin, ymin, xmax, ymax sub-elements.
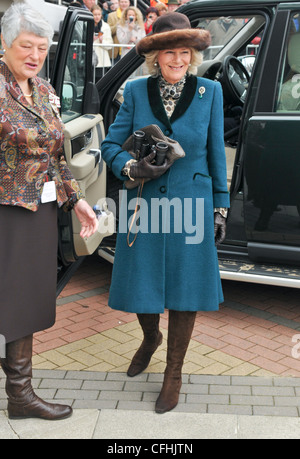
<box><xmin>130</xmin><ymin>151</ymin><xmax>172</xmax><ymax>180</ymax></box>
<box><xmin>214</xmin><ymin>212</ymin><xmax>227</xmax><ymax>245</ymax></box>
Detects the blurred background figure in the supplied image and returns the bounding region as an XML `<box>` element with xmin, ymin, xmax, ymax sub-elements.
<box><xmin>150</xmin><ymin>0</ymin><xmax>167</xmax><ymax>8</ymax></box>
<box><xmin>108</xmin><ymin>0</ymin><xmax>130</xmax><ymax>64</ymax></box>
<box><xmin>100</xmin><ymin>0</ymin><xmax>118</xmax><ymax>22</ymax></box>
<box><xmin>167</xmin><ymin>0</ymin><xmax>179</xmax><ymax>12</ymax></box>
<box><xmin>117</xmin><ymin>6</ymin><xmax>145</xmax><ymax>58</ymax></box>
<box><xmin>92</xmin><ymin>4</ymin><xmax>113</xmax><ymax>78</ymax></box>
<box><xmin>203</xmin><ymin>16</ymin><xmax>244</xmax><ymax>59</ymax></box>
<box><xmin>144</xmin><ymin>7</ymin><xmax>159</xmax><ymax>35</ymax></box>
<box><xmin>83</xmin><ymin>0</ymin><xmax>96</xmax><ymax>11</ymax></box>
<box><xmin>69</xmin><ymin>0</ymin><xmax>85</xmax><ymax>6</ymax></box>
<box><xmin>156</xmin><ymin>2</ymin><xmax>168</xmax><ymax>16</ymax></box>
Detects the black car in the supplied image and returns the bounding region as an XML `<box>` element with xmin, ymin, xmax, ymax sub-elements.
<box><xmin>51</xmin><ymin>0</ymin><xmax>300</xmax><ymax>291</ymax></box>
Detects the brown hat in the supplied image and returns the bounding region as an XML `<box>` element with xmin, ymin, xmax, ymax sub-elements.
<box><xmin>136</xmin><ymin>12</ymin><xmax>211</xmax><ymax>55</ymax></box>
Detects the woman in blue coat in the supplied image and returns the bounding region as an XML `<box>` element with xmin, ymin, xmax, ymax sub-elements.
<box><xmin>101</xmin><ymin>12</ymin><xmax>230</xmax><ymax>414</ymax></box>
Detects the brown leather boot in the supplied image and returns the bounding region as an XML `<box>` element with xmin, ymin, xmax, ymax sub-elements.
<box><xmin>155</xmin><ymin>310</ymin><xmax>196</xmax><ymax>414</ymax></box>
<box><xmin>127</xmin><ymin>314</ymin><xmax>163</xmax><ymax>377</ymax></box>
<box><xmin>0</xmin><ymin>335</ymin><xmax>72</xmax><ymax>420</ymax></box>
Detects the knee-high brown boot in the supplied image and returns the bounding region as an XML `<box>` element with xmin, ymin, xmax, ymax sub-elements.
<box><xmin>155</xmin><ymin>310</ymin><xmax>196</xmax><ymax>414</ymax></box>
<box><xmin>0</xmin><ymin>335</ymin><xmax>72</xmax><ymax>420</ymax></box>
<box><xmin>127</xmin><ymin>314</ymin><xmax>163</xmax><ymax>377</ymax></box>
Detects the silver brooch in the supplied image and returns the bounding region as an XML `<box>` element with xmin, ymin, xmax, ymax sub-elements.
<box><xmin>199</xmin><ymin>86</ymin><xmax>206</xmax><ymax>99</ymax></box>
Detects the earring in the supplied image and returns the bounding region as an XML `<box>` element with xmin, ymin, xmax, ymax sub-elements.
<box><xmin>154</xmin><ymin>62</ymin><xmax>158</xmax><ymax>67</ymax></box>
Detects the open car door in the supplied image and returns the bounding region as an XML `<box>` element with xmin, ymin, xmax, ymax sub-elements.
<box><xmin>50</xmin><ymin>7</ymin><xmax>113</xmax><ymax>291</ymax></box>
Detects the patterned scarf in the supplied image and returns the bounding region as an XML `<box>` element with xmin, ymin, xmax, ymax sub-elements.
<box><xmin>158</xmin><ymin>73</ymin><xmax>186</xmax><ymax>118</ymax></box>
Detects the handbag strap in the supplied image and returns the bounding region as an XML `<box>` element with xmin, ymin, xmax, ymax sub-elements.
<box><xmin>127</xmin><ymin>179</ymin><xmax>144</xmax><ymax>247</ymax></box>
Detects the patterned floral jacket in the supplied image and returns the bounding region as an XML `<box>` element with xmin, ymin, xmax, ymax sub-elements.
<box><xmin>0</xmin><ymin>60</ymin><xmax>84</xmax><ymax>212</ymax></box>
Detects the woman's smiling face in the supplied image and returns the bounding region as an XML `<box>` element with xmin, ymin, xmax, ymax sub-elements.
<box><xmin>157</xmin><ymin>47</ymin><xmax>192</xmax><ymax>84</ymax></box>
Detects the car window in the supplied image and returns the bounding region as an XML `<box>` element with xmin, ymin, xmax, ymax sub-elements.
<box><xmin>276</xmin><ymin>12</ymin><xmax>300</xmax><ymax>113</ymax></box>
<box><xmin>197</xmin><ymin>17</ymin><xmax>248</xmax><ymax>60</ymax></box>
<box><xmin>194</xmin><ymin>15</ymin><xmax>265</xmax><ymax>80</ymax></box>
<box><xmin>61</xmin><ymin>19</ymin><xmax>88</xmax><ymax>123</ymax></box>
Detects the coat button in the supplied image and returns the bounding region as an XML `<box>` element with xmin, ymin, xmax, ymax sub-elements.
<box><xmin>160</xmin><ymin>186</ymin><xmax>167</xmax><ymax>193</ymax></box>
<box><xmin>165</xmin><ymin>129</ymin><xmax>171</xmax><ymax>136</ymax></box>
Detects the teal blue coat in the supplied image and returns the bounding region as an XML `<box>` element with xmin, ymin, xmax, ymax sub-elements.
<box><xmin>101</xmin><ymin>75</ymin><xmax>230</xmax><ymax>313</ymax></box>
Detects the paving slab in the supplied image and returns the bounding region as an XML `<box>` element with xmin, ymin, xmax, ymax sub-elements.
<box><xmin>0</xmin><ymin>411</ymin><xmax>18</xmax><ymax>439</ymax></box>
<box><xmin>1</xmin><ymin>410</ymin><xmax>300</xmax><ymax>439</ymax></box>
<box><xmin>94</xmin><ymin>410</ymin><xmax>300</xmax><ymax>439</ymax></box>
<box><xmin>94</xmin><ymin>410</ymin><xmax>238</xmax><ymax>439</ymax></box>
<box><xmin>0</xmin><ymin>409</ymin><xmax>99</xmax><ymax>439</ymax></box>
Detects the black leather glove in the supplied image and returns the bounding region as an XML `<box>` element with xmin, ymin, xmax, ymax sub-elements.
<box><xmin>214</xmin><ymin>212</ymin><xmax>227</xmax><ymax>245</ymax></box>
<box><xmin>130</xmin><ymin>151</ymin><xmax>172</xmax><ymax>180</ymax></box>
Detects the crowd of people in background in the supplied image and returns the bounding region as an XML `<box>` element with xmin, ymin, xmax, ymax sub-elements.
<box><xmin>68</xmin><ymin>0</ymin><xmax>191</xmax><ymax>80</ymax></box>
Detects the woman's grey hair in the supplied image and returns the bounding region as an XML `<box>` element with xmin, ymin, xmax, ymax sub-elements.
<box><xmin>144</xmin><ymin>48</ymin><xmax>203</xmax><ymax>77</ymax></box>
<box><xmin>1</xmin><ymin>1</ymin><xmax>54</xmax><ymax>48</ymax></box>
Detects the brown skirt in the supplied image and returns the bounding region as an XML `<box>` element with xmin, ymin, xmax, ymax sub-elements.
<box><xmin>0</xmin><ymin>202</ymin><xmax>57</xmax><ymax>344</ymax></box>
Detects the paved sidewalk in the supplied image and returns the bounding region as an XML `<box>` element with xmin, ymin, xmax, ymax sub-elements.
<box><xmin>1</xmin><ymin>255</ymin><xmax>300</xmax><ymax>439</ymax></box>
<box><xmin>1</xmin><ymin>369</ymin><xmax>300</xmax><ymax>417</ymax></box>
<box><xmin>32</xmin><ymin>256</ymin><xmax>300</xmax><ymax>376</ymax></box>
<box><xmin>1</xmin><ymin>408</ymin><xmax>300</xmax><ymax>439</ymax></box>
<box><xmin>1</xmin><ymin>369</ymin><xmax>300</xmax><ymax>438</ymax></box>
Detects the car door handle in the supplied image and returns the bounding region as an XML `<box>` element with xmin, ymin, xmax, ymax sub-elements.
<box><xmin>71</xmin><ymin>130</ymin><xmax>93</xmax><ymax>157</ymax></box>
<box><xmin>88</xmin><ymin>148</ymin><xmax>101</xmax><ymax>167</ymax></box>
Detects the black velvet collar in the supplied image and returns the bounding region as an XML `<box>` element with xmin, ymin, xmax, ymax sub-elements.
<box><xmin>147</xmin><ymin>74</ymin><xmax>197</xmax><ymax>133</ymax></box>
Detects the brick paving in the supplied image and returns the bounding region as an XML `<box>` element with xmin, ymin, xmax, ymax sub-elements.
<box><xmin>33</xmin><ymin>255</ymin><xmax>300</xmax><ymax>377</ymax></box>
<box><xmin>2</xmin><ymin>254</ymin><xmax>300</xmax><ymax>418</ymax></box>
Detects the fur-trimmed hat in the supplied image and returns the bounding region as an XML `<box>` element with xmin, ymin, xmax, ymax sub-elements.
<box><xmin>136</xmin><ymin>12</ymin><xmax>211</xmax><ymax>56</ymax></box>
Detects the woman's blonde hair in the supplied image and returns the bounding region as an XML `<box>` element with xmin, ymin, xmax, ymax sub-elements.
<box><xmin>119</xmin><ymin>7</ymin><xmax>144</xmax><ymax>29</ymax></box>
<box><xmin>144</xmin><ymin>48</ymin><xmax>203</xmax><ymax>77</ymax></box>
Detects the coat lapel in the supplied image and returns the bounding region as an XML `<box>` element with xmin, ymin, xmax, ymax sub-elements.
<box><xmin>171</xmin><ymin>74</ymin><xmax>197</xmax><ymax>123</ymax></box>
<box><xmin>147</xmin><ymin>76</ymin><xmax>171</xmax><ymax>130</ymax></box>
<box><xmin>147</xmin><ymin>74</ymin><xmax>197</xmax><ymax>133</ymax></box>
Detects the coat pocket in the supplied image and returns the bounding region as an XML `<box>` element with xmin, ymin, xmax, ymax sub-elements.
<box><xmin>192</xmin><ymin>172</ymin><xmax>213</xmax><ymax>201</ymax></box>
<box><xmin>193</xmin><ymin>172</ymin><xmax>212</xmax><ymax>180</ymax></box>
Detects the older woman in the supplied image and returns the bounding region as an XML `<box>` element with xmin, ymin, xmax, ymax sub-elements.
<box><xmin>0</xmin><ymin>3</ymin><xmax>98</xmax><ymax>420</ymax></box>
<box><xmin>101</xmin><ymin>12</ymin><xmax>230</xmax><ymax>414</ymax></box>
